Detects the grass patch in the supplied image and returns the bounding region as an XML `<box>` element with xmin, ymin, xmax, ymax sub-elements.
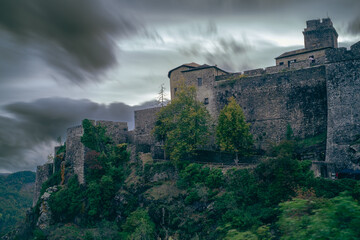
<box><xmin>298</xmin><ymin>132</ymin><xmax>326</xmax><ymax>148</ymax></box>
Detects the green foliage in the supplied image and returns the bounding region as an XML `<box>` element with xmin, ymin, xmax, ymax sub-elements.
<box><xmin>121</xmin><ymin>208</ymin><xmax>156</xmax><ymax>240</ymax></box>
<box><xmin>255</xmin><ymin>156</ymin><xmax>312</xmax><ymax>206</ymax></box>
<box><xmin>285</xmin><ymin>124</ymin><xmax>294</xmax><ymax>140</ymax></box>
<box><xmin>216</xmin><ymin>97</ymin><xmax>253</xmax><ymax>161</ymax></box>
<box><xmin>40</xmin><ymin>170</ymin><xmax>61</xmax><ymax>196</ymax></box>
<box><xmin>32</xmin><ymin>229</ymin><xmax>46</xmax><ymax>240</ymax></box>
<box><xmin>177</xmin><ymin>163</ymin><xmax>224</xmax><ymax>190</ymax></box>
<box><xmin>153</xmin><ymin>85</ymin><xmax>211</xmax><ymax>163</ymax></box>
<box><xmin>298</xmin><ymin>132</ymin><xmax>326</xmax><ymax>148</ymax></box>
<box><xmin>55</xmin><ymin>144</ymin><xmax>66</xmax><ymax>155</ymax></box>
<box><xmin>224</xmin><ymin>229</ymin><xmax>258</xmax><ymax>240</ymax></box>
<box><xmin>278</xmin><ymin>192</ymin><xmax>360</xmax><ymax>240</ymax></box>
<box><xmin>81</xmin><ymin>119</ymin><xmax>113</xmax><ymax>153</ymax></box>
<box><xmin>49</xmin><ymin>176</ymin><xmax>82</xmax><ymax>222</ymax></box>
<box><xmin>0</xmin><ymin>171</ymin><xmax>35</xmax><ymax>236</ymax></box>
<box><xmin>86</xmin><ymin>175</ymin><xmax>115</xmax><ymax>221</ymax></box>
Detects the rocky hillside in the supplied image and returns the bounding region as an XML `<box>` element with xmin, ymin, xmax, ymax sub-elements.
<box><xmin>6</xmin><ymin>121</ymin><xmax>360</xmax><ymax>240</ymax></box>
<box><xmin>0</xmin><ymin>171</ymin><xmax>35</xmax><ymax>237</ymax></box>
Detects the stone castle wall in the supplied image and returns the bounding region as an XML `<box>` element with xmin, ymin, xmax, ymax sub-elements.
<box><xmin>33</xmin><ymin>163</ymin><xmax>53</xmax><ymax>207</ymax></box>
<box><xmin>134</xmin><ymin>107</ymin><xmax>161</xmax><ymax>145</ymax></box>
<box><xmin>33</xmin><ymin>120</ymin><xmax>129</xmax><ymax>205</ymax></box>
<box><xmin>215</xmin><ymin>66</ymin><xmax>328</xmax><ymax>149</ymax></box>
<box><xmin>65</xmin><ymin>125</ymin><xmax>85</xmax><ymax>184</ymax></box>
<box><xmin>325</xmin><ymin>45</ymin><xmax>360</xmax><ymax>170</ymax></box>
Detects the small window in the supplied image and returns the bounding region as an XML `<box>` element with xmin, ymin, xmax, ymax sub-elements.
<box><xmin>288</xmin><ymin>59</ymin><xmax>296</xmax><ymax>67</ymax></box>
<box><xmin>197</xmin><ymin>78</ymin><xmax>202</xmax><ymax>86</ymax></box>
<box><xmin>279</xmin><ymin>62</ymin><xmax>284</xmax><ymax>66</ymax></box>
<box><xmin>174</xmin><ymin>88</ymin><xmax>177</xmax><ymax>95</ymax></box>
<box><xmin>204</xmin><ymin>98</ymin><xmax>209</xmax><ymax>105</ymax></box>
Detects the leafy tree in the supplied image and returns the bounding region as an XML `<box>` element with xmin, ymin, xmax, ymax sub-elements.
<box><xmin>153</xmin><ymin>85</ymin><xmax>211</xmax><ymax>163</ymax></box>
<box><xmin>121</xmin><ymin>208</ymin><xmax>156</xmax><ymax>240</ymax></box>
<box><xmin>216</xmin><ymin>97</ymin><xmax>253</xmax><ymax>164</ymax></box>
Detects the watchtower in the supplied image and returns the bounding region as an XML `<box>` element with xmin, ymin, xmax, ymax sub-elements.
<box><xmin>303</xmin><ymin>18</ymin><xmax>338</xmax><ymax>50</ymax></box>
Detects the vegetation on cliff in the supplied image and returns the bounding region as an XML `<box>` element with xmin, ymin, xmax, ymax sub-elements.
<box><xmin>25</xmin><ymin>122</ymin><xmax>360</xmax><ymax>240</ymax></box>
<box><xmin>14</xmin><ymin>94</ymin><xmax>360</xmax><ymax>240</ymax></box>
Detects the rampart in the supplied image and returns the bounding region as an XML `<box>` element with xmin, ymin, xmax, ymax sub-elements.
<box><xmin>325</xmin><ymin>45</ymin><xmax>360</xmax><ymax>170</ymax></box>
<box><xmin>215</xmin><ymin>66</ymin><xmax>328</xmax><ymax>150</ymax></box>
<box><xmin>134</xmin><ymin>107</ymin><xmax>163</xmax><ymax>157</ymax></box>
<box><xmin>32</xmin><ymin>163</ymin><xmax>53</xmax><ymax>207</ymax></box>
<box><xmin>33</xmin><ymin>120</ymin><xmax>128</xmax><ymax>205</ymax></box>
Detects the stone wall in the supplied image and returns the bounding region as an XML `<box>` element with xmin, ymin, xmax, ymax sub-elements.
<box><xmin>134</xmin><ymin>107</ymin><xmax>162</xmax><ymax>155</ymax></box>
<box><xmin>96</xmin><ymin>120</ymin><xmax>128</xmax><ymax>144</ymax></box>
<box><xmin>325</xmin><ymin>44</ymin><xmax>360</xmax><ymax>172</ymax></box>
<box><xmin>215</xmin><ymin>66</ymin><xmax>328</xmax><ymax>149</ymax></box>
<box><xmin>33</xmin><ymin>163</ymin><xmax>53</xmax><ymax>207</ymax></box>
<box><xmin>65</xmin><ymin>125</ymin><xmax>85</xmax><ymax>184</ymax></box>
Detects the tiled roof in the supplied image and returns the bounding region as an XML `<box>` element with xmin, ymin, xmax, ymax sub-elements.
<box><xmin>168</xmin><ymin>62</ymin><xmax>201</xmax><ymax>78</ymax></box>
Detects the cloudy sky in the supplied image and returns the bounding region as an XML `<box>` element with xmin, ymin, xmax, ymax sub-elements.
<box><xmin>0</xmin><ymin>0</ymin><xmax>359</xmax><ymax>172</ymax></box>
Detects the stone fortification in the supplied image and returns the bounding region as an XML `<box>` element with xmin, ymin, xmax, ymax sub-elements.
<box><xmin>33</xmin><ymin>120</ymin><xmax>128</xmax><ymax>206</ymax></box>
<box><xmin>65</xmin><ymin>120</ymin><xmax>129</xmax><ymax>185</ymax></box>
<box><xmin>65</xmin><ymin>125</ymin><xmax>85</xmax><ymax>184</ymax></box>
<box><xmin>215</xmin><ymin>66</ymin><xmax>327</xmax><ymax>150</ymax></box>
<box><xmin>134</xmin><ymin>107</ymin><xmax>164</xmax><ymax>158</ymax></box>
<box><xmin>325</xmin><ymin>45</ymin><xmax>360</xmax><ymax>170</ymax></box>
<box><xmin>32</xmin><ymin>163</ymin><xmax>53</xmax><ymax>207</ymax></box>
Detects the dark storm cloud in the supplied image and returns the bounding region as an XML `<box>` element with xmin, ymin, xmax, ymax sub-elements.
<box><xmin>0</xmin><ymin>97</ymin><xmax>157</xmax><ymax>171</ymax></box>
<box><xmin>0</xmin><ymin>0</ymin><xmax>138</xmax><ymax>83</ymax></box>
<box><xmin>348</xmin><ymin>17</ymin><xmax>360</xmax><ymax>35</ymax></box>
<box><xmin>179</xmin><ymin>36</ymin><xmax>250</xmax><ymax>71</ymax></box>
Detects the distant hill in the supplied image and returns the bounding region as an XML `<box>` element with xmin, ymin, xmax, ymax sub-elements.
<box><xmin>0</xmin><ymin>171</ymin><xmax>35</xmax><ymax>237</ymax></box>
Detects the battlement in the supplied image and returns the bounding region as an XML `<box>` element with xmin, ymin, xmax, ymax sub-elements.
<box><xmin>216</xmin><ymin>59</ymin><xmax>323</xmax><ymax>82</ymax></box>
<box><xmin>325</xmin><ymin>41</ymin><xmax>360</xmax><ymax>63</ymax></box>
<box><xmin>303</xmin><ymin>18</ymin><xmax>338</xmax><ymax>50</ymax></box>
<box><xmin>305</xmin><ymin>18</ymin><xmax>333</xmax><ymax>30</ymax></box>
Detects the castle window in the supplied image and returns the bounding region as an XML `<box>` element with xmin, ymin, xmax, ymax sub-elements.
<box><xmin>174</xmin><ymin>88</ymin><xmax>177</xmax><ymax>95</ymax></box>
<box><xmin>204</xmin><ymin>98</ymin><xmax>209</xmax><ymax>105</ymax></box>
<box><xmin>198</xmin><ymin>78</ymin><xmax>202</xmax><ymax>86</ymax></box>
<box><xmin>279</xmin><ymin>62</ymin><xmax>284</xmax><ymax>65</ymax></box>
<box><xmin>288</xmin><ymin>59</ymin><xmax>296</xmax><ymax>67</ymax></box>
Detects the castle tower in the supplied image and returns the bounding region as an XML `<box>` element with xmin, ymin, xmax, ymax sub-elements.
<box><xmin>303</xmin><ymin>18</ymin><xmax>338</xmax><ymax>50</ymax></box>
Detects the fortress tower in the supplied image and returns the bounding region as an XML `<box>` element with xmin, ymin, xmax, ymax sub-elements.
<box><xmin>275</xmin><ymin>18</ymin><xmax>338</xmax><ymax>66</ymax></box>
<box><xmin>303</xmin><ymin>18</ymin><xmax>338</xmax><ymax>50</ymax></box>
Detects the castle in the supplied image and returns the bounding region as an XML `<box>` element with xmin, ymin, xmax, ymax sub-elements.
<box><xmin>33</xmin><ymin>18</ymin><xmax>360</xmax><ymax>206</ymax></box>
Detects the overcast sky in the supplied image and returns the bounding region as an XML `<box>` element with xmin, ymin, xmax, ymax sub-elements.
<box><xmin>0</xmin><ymin>0</ymin><xmax>359</xmax><ymax>172</ymax></box>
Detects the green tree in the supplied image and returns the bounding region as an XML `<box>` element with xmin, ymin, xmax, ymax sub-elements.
<box><xmin>121</xmin><ymin>208</ymin><xmax>156</xmax><ymax>240</ymax></box>
<box><xmin>153</xmin><ymin>85</ymin><xmax>210</xmax><ymax>163</ymax></box>
<box><xmin>216</xmin><ymin>97</ymin><xmax>253</xmax><ymax>164</ymax></box>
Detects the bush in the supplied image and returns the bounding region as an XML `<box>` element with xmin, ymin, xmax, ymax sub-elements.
<box><xmin>49</xmin><ymin>176</ymin><xmax>82</xmax><ymax>222</ymax></box>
